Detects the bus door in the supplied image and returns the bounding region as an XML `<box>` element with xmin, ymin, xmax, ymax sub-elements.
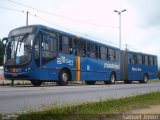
<box><xmin>34</xmin><ymin>31</ymin><xmax>46</xmax><ymax>67</ymax></box>
<box><xmin>34</xmin><ymin>31</ymin><xmax>57</xmax><ymax>68</ymax></box>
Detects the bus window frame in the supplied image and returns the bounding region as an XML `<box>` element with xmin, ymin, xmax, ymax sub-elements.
<box><xmin>137</xmin><ymin>54</ymin><xmax>142</xmax><ymax>65</ymax></box>
<box><xmin>99</xmin><ymin>46</ymin><xmax>107</xmax><ymax>60</ymax></box>
<box><xmin>87</xmin><ymin>42</ymin><xmax>96</xmax><ymax>58</ymax></box>
<box><xmin>59</xmin><ymin>34</ymin><xmax>70</xmax><ymax>54</ymax></box>
<box><xmin>75</xmin><ymin>39</ymin><xmax>86</xmax><ymax>57</ymax></box>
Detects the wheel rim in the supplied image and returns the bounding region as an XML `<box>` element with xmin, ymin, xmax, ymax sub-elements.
<box><xmin>62</xmin><ymin>73</ymin><xmax>68</xmax><ymax>82</ymax></box>
<box><xmin>144</xmin><ymin>75</ymin><xmax>148</xmax><ymax>83</ymax></box>
<box><xmin>111</xmin><ymin>74</ymin><xmax>115</xmax><ymax>83</ymax></box>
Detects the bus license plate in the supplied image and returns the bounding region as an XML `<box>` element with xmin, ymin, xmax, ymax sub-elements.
<box><xmin>12</xmin><ymin>73</ymin><xmax>18</xmax><ymax>77</ymax></box>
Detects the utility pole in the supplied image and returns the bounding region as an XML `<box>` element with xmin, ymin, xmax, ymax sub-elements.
<box><xmin>125</xmin><ymin>44</ymin><xmax>128</xmax><ymax>51</ymax></box>
<box><xmin>114</xmin><ymin>9</ymin><xmax>127</xmax><ymax>50</ymax></box>
<box><xmin>114</xmin><ymin>9</ymin><xmax>127</xmax><ymax>81</ymax></box>
<box><xmin>22</xmin><ymin>10</ymin><xmax>29</xmax><ymax>26</ymax></box>
<box><xmin>26</xmin><ymin>11</ymin><xmax>29</xmax><ymax>26</ymax></box>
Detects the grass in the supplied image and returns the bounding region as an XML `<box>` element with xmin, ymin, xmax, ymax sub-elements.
<box><xmin>13</xmin><ymin>91</ymin><xmax>160</xmax><ymax>120</ymax></box>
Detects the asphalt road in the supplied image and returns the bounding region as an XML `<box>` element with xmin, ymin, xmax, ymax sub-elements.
<box><xmin>0</xmin><ymin>82</ymin><xmax>160</xmax><ymax>113</ymax></box>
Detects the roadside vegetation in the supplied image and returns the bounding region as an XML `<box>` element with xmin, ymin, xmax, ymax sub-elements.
<box><xmin>15</xmin><ymin>91</ymin><xmax>160</xmax><ymax>120</ymax></box>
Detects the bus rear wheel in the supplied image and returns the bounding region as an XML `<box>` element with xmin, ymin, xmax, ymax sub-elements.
<box><xmin>104</xmin><ymin>73</ymin><xmax>116</xmax><ymax>84</ymax></box>
<box><xmin>31</xmin><ymin>80</ymin><xmax>42</xmax><ymax>87</ymax></box>
<box><xmin>85</xmin><ymin>81</ymin><xmax>96</xmax><ymax>85</ymax></box>
<box><xmin>139</xmin><ymin>74</ymin><xmax>148</xmax><ymax>83</ymax></box>
<box><xmin>58</xmin><ymin>69</ymin><xmax>69</xmax><ymax>86</ymax></box>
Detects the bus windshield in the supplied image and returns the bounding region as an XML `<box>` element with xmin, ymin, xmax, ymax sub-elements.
<box><xmin>4</xmin><ymin>34</ymin><xmax>34</xmax><ymax>66</ymax></box>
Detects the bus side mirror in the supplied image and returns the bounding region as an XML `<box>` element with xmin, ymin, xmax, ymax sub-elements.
<box><xmin>2</xmin><ymin>37</ymin><xmax>8</xmax><ymax>44</ymax></box>
<box><xmin>2</xmin><ymin>37</ymin><xmax>8</xmax><ymax>48</ymax></box>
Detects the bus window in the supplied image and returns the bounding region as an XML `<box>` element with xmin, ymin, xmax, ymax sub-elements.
<box><xmin>42</xmin><ymin>33</ymin><xmax>57</xmax><ymax>65</ymax></box>
<box><xmin>34</xmin><ymin>36</ymin><xmax>40</xmax><ymax>67</ymax></box>
<box><xmin>144</xmin><ymin>56</ymin><xmax>148</xmax><ymax>65</ymax></box>
<box><xmin>59</xmin><ymin>35</ymin><xmax>70</xmax><ymax>54</ymax></box>
<box><xmin>154</xmin><ymin>56</ymin><xmax>157</xmax><ymax>66</ymax></box>
<box><xmin>76</xmin><ymin>40</ymin><xmax>86</xmax><ymax>57</ymax></box>
<box><xmin>129</xmin><ymin>54</ymin><xmax>137</xmax><ymax>64</ymax></box>
<box><xmin>115</xmin><ymin>50</ymin><xmax>120</xmax><ymax>62</ymax></box>
<box><xmin>108</xmin><ymin>48</ymin><xmax>115</xmax><ymax>61</ymax></box>
<box><xmin>137</xmin><ymin>55</ymin><xmax>142</xmax><ymax>65</ymax></box>
<box><xmin>69</xmin><ymin>38</ymin><xmax>74</xmax><ymax>54</ymax></box>
<box><xmin>149</xmin><ymin>56</ymin><xmax>154</xmax><ymax>66</ymax></box>
<box><xmin>87</xmin><ymin>42</ymin><xmax>95</xmax><ymax>58</ymax></box>
<box><xmin>99</xmin><ymin>46</ymin><xmax>106</xmax><ymax>60</ymax></box>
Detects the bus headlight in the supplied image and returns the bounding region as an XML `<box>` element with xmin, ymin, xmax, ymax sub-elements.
<box><xmin>25</xmin><ymin>67</ymin><xmax>31</xmax><ymax>71</ymax></box>
<box><xmin>5</xmin><ymin>68</ymin><xmax>8</xmax><ymax>72</ymax></box>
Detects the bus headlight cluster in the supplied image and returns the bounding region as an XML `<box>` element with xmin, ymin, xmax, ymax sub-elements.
<box><xmin>25</xmin><ymin>67</ymin><xmax>31</xmax><ymax>71</ymax></box>
<box><xmin>5</xmin><ymin>68</ymin><xmax>8</xmax><ymax>72</ymax></box>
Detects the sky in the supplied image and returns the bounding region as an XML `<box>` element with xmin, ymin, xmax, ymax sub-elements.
<box><xmin>0</xmin><ymin>0</ymin><xmax>160</xmax><ymax>64</ymax></box>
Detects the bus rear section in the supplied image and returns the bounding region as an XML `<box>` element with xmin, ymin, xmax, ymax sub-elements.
<box><xmin>121</xmin><ymin>50</ymin><xmax>158</xmax><ymax>83</ymax></box>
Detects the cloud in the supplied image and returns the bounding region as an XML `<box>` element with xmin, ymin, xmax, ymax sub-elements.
<box><xmin>126</xmin><ymin>0</ymin><xmax>160</xmax><ymax>28</ymax></box>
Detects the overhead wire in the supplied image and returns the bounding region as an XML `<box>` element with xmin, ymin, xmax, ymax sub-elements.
<box><xmin>1</xmin><ymin>2</ymin><xmax>156</xmax><ymax>53</ymax></box>
<box><xmin>0</xmin><ymin>5</ymin><xmax>92</xmax><ymax>40</ymax></box>
<box><xmin>0</xmin><ymin>6</ymin><xmax>22</xmax><ymax>13</ymax></box>
<box><xmin>7</xmin><ymin>0</ymin><xmax>117</xmax><ymax>29</ymax></box>
<box><xmin>0</xmin><ymin>7</ymin><xmax>74</xmax><ymax>33</ymax></box>
<box><xmin>1</xmin><ymin>1</ymin><xmax>120</xmax><ymax>47</ymax></box>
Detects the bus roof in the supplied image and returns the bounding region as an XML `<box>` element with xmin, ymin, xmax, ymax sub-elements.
<box><xmin>123</xmin><ymin>50</ymin><xmax>157</xmax><ymax>57</ymax></box>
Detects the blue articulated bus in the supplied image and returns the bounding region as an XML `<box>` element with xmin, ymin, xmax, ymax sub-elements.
<box><xmin>121</xmin><ymin>50</ymin><xmax>158</xmax><ymax>83</ymax></box>
<box><xmin>2</xmin><ymin>25</ymin><xmax>121</xmax><ymax>86</ymax></box>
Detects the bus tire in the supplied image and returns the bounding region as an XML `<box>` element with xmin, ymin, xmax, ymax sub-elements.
<box><xmin>58</xmin><ymin>69</ymin><xmax>69</xmax><ymax>86</ymax></box>
<box><xmin>31</xmin><ymin>80</ymin><xmax>42</xmax><ymax>87</ymax></box>
<box><xmin>104</xmin><ymin>73</ymin><xmax>116</xmax><ymax>84</ymax></box>
<box><xmin>139</xmin><ymin>74</ymin><xmax>148</xmax><ymax>83</ymax></box>
<box><xmin>85</xmin><ymin>81</ymin><xmax>96</xmax><ymax>85</ymax></box>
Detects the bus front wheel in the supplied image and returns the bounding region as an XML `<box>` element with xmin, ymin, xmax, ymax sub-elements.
<box><xmin>31</xmin><ymin>80</ymin><xmax>42</xmax><ymax>87</ymax></box>
<box><xmin>58</xmin><ymin>69</ymin><xmax>69</xmax><ymax>86</ymax></box>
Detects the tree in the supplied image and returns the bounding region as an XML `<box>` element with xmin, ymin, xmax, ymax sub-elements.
<box><xmin>0</xmin><ymin>39</ymin><xmax>4</xmax><ymax>66</ymax></box>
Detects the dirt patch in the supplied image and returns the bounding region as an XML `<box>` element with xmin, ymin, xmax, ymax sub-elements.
<box><xmin>0</xmin><ymin>69</ymin><xmax>4</xmax><ymax>80</ymax></box>
<box><xmin>91</xmin><ymin>105</ymin><xmax>160</xmax><ymax>120</ymax></box>
<box><xmin>131</xmin><ymin>104</ymin><xmax>160</xmax><ymax>114</ymax></box>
